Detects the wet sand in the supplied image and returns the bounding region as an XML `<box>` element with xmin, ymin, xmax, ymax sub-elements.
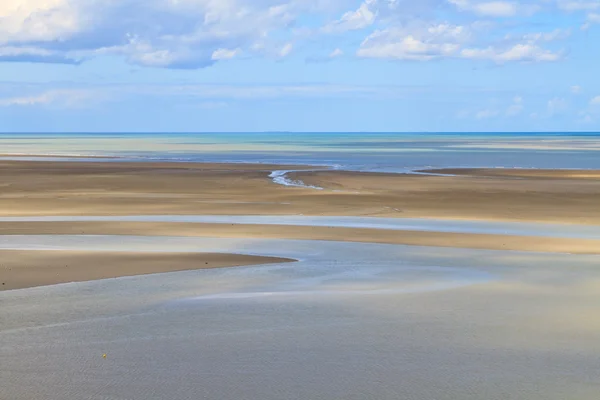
<box><xmin>2</xmin><ymin>236</ymin><xmax>600</xmax><ymax>400</ymax></box>
<box><xmin>3</xmin><ymin>160</ymin><xmax>600</xmax><ymax>399</ymax></box>
<box><xmin>2</xmin><ymin>160</ymin><xmax>600</xmax><ymax>289</ymax></box>
<box><xmin>420</xmin><ymin>168</ymin><xmax>600</xmax><ymax>179</ymax></box>
<box><xmin>2</xmin><ymin>221</ymin><xmax>600</xmax><ymax>255</ymax></box>
<box><xmin>1</xmin><ymin>160</ymin><xmax>599</xmax><ymax>224</ymax></box>
<box><xmin>291</xmin><ymin>168</ymin><xmax>600</xmax><ymax>224</ymax></box>
<box><xmin>0</xmin><ymin>250</ymin><xmax>293</xmax><ymax>291</ymax></box>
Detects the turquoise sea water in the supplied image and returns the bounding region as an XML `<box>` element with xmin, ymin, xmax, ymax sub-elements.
<box><xmin>2</xmin><ymin>132</ymin><xmax>600</xmax><ymax>170</ymax></box>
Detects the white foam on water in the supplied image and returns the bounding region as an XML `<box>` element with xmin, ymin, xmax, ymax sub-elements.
<box><xmin>269</xmin><ymin>170</ymin><xmax>324</xmax><ymax>189</ymax></box>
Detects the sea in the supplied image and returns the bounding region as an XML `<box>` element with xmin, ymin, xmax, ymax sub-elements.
<box><xmin>1</xmin><ymin>132</ymin><xmax>600</xmax><ymax>171</ymax></box>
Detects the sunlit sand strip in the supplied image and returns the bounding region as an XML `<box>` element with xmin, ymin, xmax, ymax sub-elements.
<box><xmin>0</xmin><ymin>236</ymin><xmax>492</xmax><ymax>298</ymax></box>
<box><xmin>2</xmin><ymin>215</ymin><xmax>600</xmax><ymax>239</ymax></box>
<box><xmin>0</xmin><ymin>250</ymin><xmax>294</xmax><ymax>291</ymax></box>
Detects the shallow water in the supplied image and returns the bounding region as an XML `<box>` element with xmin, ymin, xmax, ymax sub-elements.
<box><xmin>2</xmin><ymin>215</ymin><xmax>600</xmax><ymax>239</ymax></box>
<box><xmin>2</xmin><ymin>132</ymin><xmax>600</xmax><ymax>171</ymax></box>
<box><xmin>3</xmin><ymin>132</ymin><xmax>600</xmax><ymax>398</ymax></box>
<box><xmin>2</xmin><ymin>234</ymin><xmax>600</xmax><ymax>399</ymax></box>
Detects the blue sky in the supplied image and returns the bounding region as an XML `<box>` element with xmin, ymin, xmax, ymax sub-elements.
<box><xmin>1</xmin><ymin>0</ymin><xmax>600</xmax><ymax>132</ymax></box>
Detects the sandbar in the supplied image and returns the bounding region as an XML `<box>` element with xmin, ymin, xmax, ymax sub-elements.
<box><xmin>2</xmin><ymin>160</ymin><xmax>600</xmax><ymax>289</ymax></box>
<box><xmin>0</xmin><ymin>250</ymin><xmax>293</xmax><ymax>291</ymax></box>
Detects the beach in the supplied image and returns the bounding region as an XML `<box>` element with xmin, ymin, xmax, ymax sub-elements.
<box><xmin>2</xmin><ymin>160</ymin><xmax>599</xmax><ymax>224</ymax></box>
<box><xmin>290</xmin><ymin>168</ymin><xmax>600</xmax><ymax>224</ymax></box>
<box><xmin>0</xmin><ymin>250</ymin><xmax>293</xmax><ymax>291</ymax></box>
<box><xmin>2</xmin><ymin>159</ymin><xmax>600</xmax><ymax>290</ymax></box>
<box><xmin>3</xmin><ymin>157</ymin><xmax>600</xmax><ymax>399</ymax></box>
<box><xmin>3</xmin><ymin>235</ymin><xmax>600</xmax><ymax>400</ymax></box>
<box><xmin>3</xmin><ymin>0</ymin><xmax>600</xmax><ymax>393</ymax></box>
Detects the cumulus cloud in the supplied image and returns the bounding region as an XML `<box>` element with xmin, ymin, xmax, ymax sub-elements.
<box><xmin>211</xmin><ymin>48</ymin><xmax>242</xmax><ymax>61</ymax></box>
<box><xmin>0</xmin><ymin>0</ymin><xmax>314</xmax><ymax>67</ymax></box>
<box><xmin>323</xmin><ymin>0</ymin><xmax>377</xmax><ymax>33</ymax></box>
<box><xmin>357</xmin><ymin>23</ymin><xmax>469</xmax><ymax>60</ymax></box>
<box><xmin>582</xmin><ymin>12</ymin><xmax>600</xmax><ymax>29</ymax></box>
<box><xmin>556</xmin><ymin>0</ymin><xmax>600</xmax><ymax>28</ymax></box>
<box><xmin>0</xmin><ymin>0</ymin><xmax>582</xmax><ymax>68</ymax></box>
<box><xmin>0</xmin><ymin>0</ymin><xmax>81</xmax><ymax>43</ymax></box>
<box><xmin>357</xmin><ymin>22</ymin><xmax>563</xmax><ymax>62</ymax></box>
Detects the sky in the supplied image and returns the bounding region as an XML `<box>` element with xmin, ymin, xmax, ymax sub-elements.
<box><xmin>1</xmin><ymin>0</ymin><xmax>600</xmax><ymax>132</ymax></box>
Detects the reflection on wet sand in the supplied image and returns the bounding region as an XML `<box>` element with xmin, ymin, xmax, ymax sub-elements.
<box><xmin>2</xmin><ymin>234</ymin><xmax>600</xmax><ymax>399</ymax></box>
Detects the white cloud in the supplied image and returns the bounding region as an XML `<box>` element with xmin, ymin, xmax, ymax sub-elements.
<box><xmin>357</xmin><ymin>23</ymin><xmax>469</xmax><ymax>60</ymax></box>
<box><xmin>211</xmin><ymin>48</ymin><xmax>242</xmax><ymax>61</ymax></box>
<box><xmin>573</xmin><ymin>95</ymin><xmax>600</xmax><ymax>123</ymax></box>
<box><xmin>0</xmin><ymin>46</ymin><xmax>56</xmax><ymax>57</ymax></box>
<box><xmin>571</xmin><ymin>85</ymin><xmax>583</xmax><ymax>94</ymax></box>
<box><xmin>448</xmin><ymin>0</ymin><xmax>539</xmax><ymax>17</ymax></box>
<box><xmin>476</xmin><ymin>109</ymin><xmax>500</xmax><ymax>119</ymax></box>
<box><xmin>475</xmin><ymin>2</ymin><xmax>519</xmax><ymax>16</ymax></box>
<box><xmin>0</xmin><ymin>83</ymin><xmax>429</xmax><ymax>106</ymax></box>
<box><xmin>588</xmin><ymin>12</ymin><xmax>600</xmax><ymax>21</ymax></box>
<box><xmin>557</xmin><ymin>1</ymin><xmax>600</xmax><ymax>12</ymax></box>
<box><xmin>504</xmin><ymin>29</ymin><xmax>571</xmax><ymax>43</ymax></box>
<box><xmin>0</xmin><ymin>0</ymin><xmax>318</xmax><ymax>67</ymax></box>
<box><xmin>0</xmin><ymin>0</ymin><xmax>81</xmax><ymax>44</ymax></box>
<box><xmin>461</xmin><ymin>44</ymin><xmax>562</xmax><ymax>62</ymax></box>
<box><xmin>329</xmin><ymin>48</ymin><xmax>344</xmax><ymax>58</ymax></box>
<box><xmin>461</xmin><ymin>96</ymin><xmax>524</xmax><ymax>120</ymax></box>
<box><xmin>323</xmin><ymin>0</ymin><xmax>377</xmax><ymax>33</ymax></box>
<box><xmin>357</xmin><ymin>22</ymin><xmax>562</xmax><ymax>63</ymax></box>
<box><xmin>547</xmin><ymin>97</ymin><xmax>569</xmax><ymax>115</ymax></box>
<box><xmin>557</xmin><ymin>1</ymin><xmax>600</xmax><ymax>28</ymax></box>
<box><xmin>582</xmin><ymin>12</ymin><xmax>600</xmax><ymax>29</ymax></box>
<box><xmin>462</xmin><ymin>1</ymin><xmax>518</xmax><ymax>17</ymax></box>
<box><xmin>0</xmin><ymin>89</ymin><xmax>94</xmax><ymax>107</ymax></box>
<box><xmin>0</xmin><ymin>0</ymin><xmax>581</xmax><ymax>68</ymax></box>
<box><xmin>358</xmin><ymin>34</ymin><xmax>460</xmax><ymax>60</ymax></box>
<box><xmin>506</xmin><ymin>96</ymin><xmax>524</xmax><ymax>116</ymax></box>
<box><xmin>279</xmin><ymin>43</ymin><xmax>294</xmax><ymax>57</ymax></box>
<box><xmin>578</xmin><ymin>114</ymin><xmax>594</xmax><ymax>123</ymax></box>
